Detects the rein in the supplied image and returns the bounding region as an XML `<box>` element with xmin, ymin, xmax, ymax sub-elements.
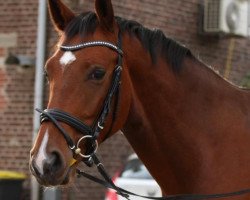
<box><xmin>36</xmin><ymin>31</ymin><xmax>250</xmax><ymax>200</ymax></box>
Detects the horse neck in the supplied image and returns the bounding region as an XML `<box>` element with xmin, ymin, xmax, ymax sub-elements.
<box><xmin>122</xmin><ymin>36</ymin><xmax>250</xmax><ymax>193</ymax></box>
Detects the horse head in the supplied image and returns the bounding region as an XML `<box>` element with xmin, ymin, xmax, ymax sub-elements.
<box><xmin>30</xmin><ymin>0</ymin><xmax>131</xmax><ymax>186</ymax></box>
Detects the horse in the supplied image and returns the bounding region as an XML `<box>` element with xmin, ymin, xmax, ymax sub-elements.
<box><xmin>29</xmin><ymin>0</ymin><xmax>250</xmax><ymax>199</ymax></box>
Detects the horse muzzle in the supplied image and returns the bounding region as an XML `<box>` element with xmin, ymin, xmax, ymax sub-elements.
<box><xmin>29</xmin><ymin>150</ymin><xmax>71</xmax><ymax>186</ymax></box>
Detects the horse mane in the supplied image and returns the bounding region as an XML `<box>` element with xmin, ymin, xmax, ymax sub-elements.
<box><xmin>64</xmin><ymin>12</ymin><xmax>194</xmax><ymax>72</ymax></box>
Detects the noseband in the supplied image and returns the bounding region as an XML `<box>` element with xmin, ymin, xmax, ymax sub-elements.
<box><xmin>36</xmin><ymin>32</ymin><xmax>123</xmax><ymax>162</ymax></box>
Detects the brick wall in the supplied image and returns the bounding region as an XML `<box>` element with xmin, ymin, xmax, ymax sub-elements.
<box><xmin>0</xmin><ymin>0</ymin><xmax>250</xmax><ymax>200</ymax></box>
<box><xmin>0</xmin><ymin>0</ymin><xmax>38</xmax><ymax>55</ymax></box>
<box><xmin>0</xmin><ymin>0</ymin><xmax>38</xmax><ymax>198</ymax></box>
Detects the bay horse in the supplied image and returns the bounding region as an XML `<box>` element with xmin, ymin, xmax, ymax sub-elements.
<box><xmin>30</xmin><ymin>0</ymin><xmax>250</xmax><ymax>199</ymax></box>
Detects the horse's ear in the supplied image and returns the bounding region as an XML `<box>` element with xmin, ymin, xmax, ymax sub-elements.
<box><xmin>95</xmin><ymin>0</ymin><xmax>115</xmax><ymax>32</ymax></box>
<box><xmin>47</xmin><ymin>0</ymin><xmax>75</xmax><ymax>32</ymax></box>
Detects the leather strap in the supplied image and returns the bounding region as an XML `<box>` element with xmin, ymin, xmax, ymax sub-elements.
<box><xmin>76</xmin><ymin>154</ymin><xmax>250</xmax><ymax>200</ymax></box>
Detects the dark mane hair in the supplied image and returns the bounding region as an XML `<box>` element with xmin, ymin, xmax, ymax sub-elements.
<box><xmin>64</xmin><ymin>12</ymin><xmax>194</xmax><ymax>72</ymax></box>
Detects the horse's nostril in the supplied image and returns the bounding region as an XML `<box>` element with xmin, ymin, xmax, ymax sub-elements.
<box><xmin>31</xmin><ymin>150</ymin><xmax>65</xmax><ymax>178</ymax></box>
<box><xmin>51</xmin><ymin>151</ymin><xmax>63</xmax><ymax>172</ymax></box>
<box><xmin>43</xmin><ymin>151</ymin><xmax>63</xmax><ymax>174</ymax></box>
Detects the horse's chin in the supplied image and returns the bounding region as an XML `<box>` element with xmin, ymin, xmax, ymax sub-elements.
<box><xmin>60</xmin><ymin>167</ymin><xmax>76</xmax><ymax>186</ymax></box>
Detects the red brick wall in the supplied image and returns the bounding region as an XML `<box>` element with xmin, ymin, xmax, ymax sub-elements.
<box><xmin>0</xmin><ymin>65</ymin><xmax>34</xmax><ymax>199</ymax></box>
<box><xmin>0</xmin><ymin>67</ymin><xmax>7</xmax><ymax>110</ymax></box>
<box><xmin>0</xmin><ymin>0</ymin><xmax>38</xmax><ymax>55</ymax></box>
<box><xmin>0</xmin><ymin>0</ymin><xmax>250</xmax><ymax>200</ymax></box>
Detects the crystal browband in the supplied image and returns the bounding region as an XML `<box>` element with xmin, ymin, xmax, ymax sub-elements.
<box><xmin>60</xmin><ymin>41</ymin><xmax>123</xmax><ymax>55</ymax></box>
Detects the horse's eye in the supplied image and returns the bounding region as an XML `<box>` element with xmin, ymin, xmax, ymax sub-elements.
<box><xmin>89</xmin><ymin>68</ymin><xmax>106</xmax><ymax>80</ymax></box>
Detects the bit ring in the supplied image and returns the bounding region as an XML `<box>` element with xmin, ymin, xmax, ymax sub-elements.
<box><xmin>76</xmin><ymin>135</ymin><xmax>98</xmax><ymax>158</ymax></box>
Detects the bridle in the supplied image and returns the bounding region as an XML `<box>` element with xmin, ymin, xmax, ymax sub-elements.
<box><xmin>36</xmin><ymin>32</ymin><xmax>123</xmax><ymax>164</ymax></box>
<box><xmin>35</xmin><ymin>30</ymin><xmax>250</xmax><ymax>200</ymax></box>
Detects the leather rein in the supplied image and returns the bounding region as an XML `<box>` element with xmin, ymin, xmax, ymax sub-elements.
<box><xmin>36</xmin><ymin>31</ymin><xmax>250</xmax><ymax>200</ymax></box>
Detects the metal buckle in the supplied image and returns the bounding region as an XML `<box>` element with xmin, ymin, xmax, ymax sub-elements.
<box><xmin>69</xmin><ymin>144</ymin><xmax>76</xmax><ymax>150</ymax></box>
<box><xmin>75</xmin><ymin>135</ymin><xmax>98</xmax><ymax>158</ymax></box>
<box><xmin>98</xmin><ymin>122</ymin><xmax>104</xmax><ymax>130</ymax></box>
<box><xmin>116</xmin><ymin>65</ymin><xmax>123</xmax><ymax>71</ymax></box>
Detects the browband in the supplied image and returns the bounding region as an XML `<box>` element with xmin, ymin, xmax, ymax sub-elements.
<box><xmin>60</xmin><ymin>41</ymin><xmax>123</xmax><ymax>55</ymax></box>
